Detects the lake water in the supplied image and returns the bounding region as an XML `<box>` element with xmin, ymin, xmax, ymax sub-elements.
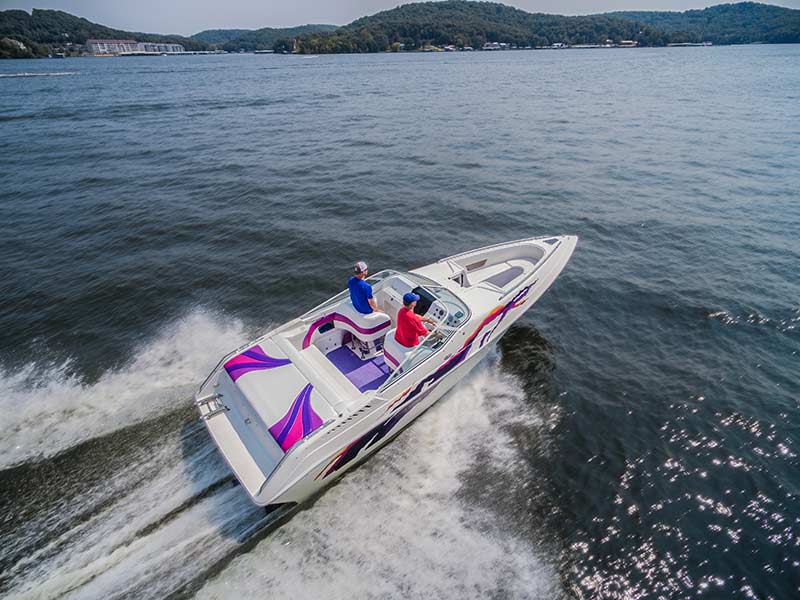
<box><xmin>0</xmin><ymin>46</ymin><xmax>798</xmax><ymax>599</ymax></box>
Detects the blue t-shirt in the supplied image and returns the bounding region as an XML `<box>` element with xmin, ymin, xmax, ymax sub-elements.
<box><xmin>348</xmin><ymin>276</ymin><xmax>373</xmax><ymax>314</ymax></box>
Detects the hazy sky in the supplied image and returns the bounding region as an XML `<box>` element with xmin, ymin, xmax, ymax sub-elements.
<box><xmin>2</xmin><ymin>0</ymin><xmax>799</xmax><ymax>36</ymax></box>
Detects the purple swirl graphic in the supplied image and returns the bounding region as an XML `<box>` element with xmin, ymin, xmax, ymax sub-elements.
<box><xmin>268</xmin><ymin>384</ymin><xmax>323</xmax><ymax>452</ymax></box>
<box><xmin>224</xmin><ymin>345</ymin><xmax>292</xmax><ymax>382</ymax></box>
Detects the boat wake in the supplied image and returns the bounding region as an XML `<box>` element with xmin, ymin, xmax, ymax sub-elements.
<box><xmin>0</xmin><ymin>416</ymin><xmax>266</xmax><ymax>599</ymax></box>
<box><xmin>0</xmin><ymin>309</ymin><xmax>249</xmax><ymax>470</ymax></box>
<box><xmin>0</xmin><ymin>332</ymin><xmax>561</xmax><ymax>599</ymax></box>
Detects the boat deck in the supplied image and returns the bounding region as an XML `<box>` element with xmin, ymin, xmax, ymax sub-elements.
<box><xmin>326</xmin><ymin>346</ymin><xmax>391</xmax><ymax>392</ymax></box>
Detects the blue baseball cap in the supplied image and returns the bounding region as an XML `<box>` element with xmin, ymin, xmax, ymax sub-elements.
<box><xmin>403</xmin><ymin>292</ymin><xmax>420</xmax><ymax>306</ymax></box>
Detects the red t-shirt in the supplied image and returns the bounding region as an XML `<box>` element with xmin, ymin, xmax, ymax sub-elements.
<box><xmin>395</xmin><ymin>306</ymin><xmax>428</xmax><ymax>348</ymax></box>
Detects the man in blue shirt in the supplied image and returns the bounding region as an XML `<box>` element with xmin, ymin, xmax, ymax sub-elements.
<box><xmin>348</xmin><ymin>261</ymin><xmax>382</xmax><ymax>314</ymax></box>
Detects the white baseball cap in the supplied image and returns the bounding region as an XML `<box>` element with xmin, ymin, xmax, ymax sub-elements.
<box><xmin>354</xmin><ymin>261</ymin><xmax>368</xmax><ymax>273</ymax></box>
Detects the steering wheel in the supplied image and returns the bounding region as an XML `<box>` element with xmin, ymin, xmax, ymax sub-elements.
<box><xmin>428</xmin><ymin>329</ymin><xmax>445</xmax><ymax>341</ymax></box>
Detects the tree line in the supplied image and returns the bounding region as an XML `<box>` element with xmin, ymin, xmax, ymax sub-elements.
<box><xmin>290</xmin><ymin>2</ymin><xmax>666</xmax><ymax>53</ymax></box>
<box><xmin>288</xmin><ymin>1</ymin><xmax>800</xmax><ymax>54</ymax></box>
<box><xmin>610</xmin><ymin>2</ymin><xmax>800</xmax><ymax>45</ymax></box>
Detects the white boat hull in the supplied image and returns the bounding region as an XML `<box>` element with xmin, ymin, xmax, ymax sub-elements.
<box><xmin>197</xmin><ymin>235</ymin><xmax>577</xmax><ymax>506</ymax></box>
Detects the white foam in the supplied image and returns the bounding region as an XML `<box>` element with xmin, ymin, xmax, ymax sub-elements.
<box><xmin>5</xmin><ymin>419</ymin><xmax>264</xmax><ymax>600</ymax></box>
<box><xmin>195</xmin><ymin>361</ymin><xmax>561</xmax><ymax>599</ymax></box>
<box><xmin>0</xmin><ymin>71</ymin><xmax>80</xmax><ymax>78</ymax></box>
<box><xmin>0</xmin><ymin>309</ymin><xmax>249</xmax><ymax>469</ymax></box>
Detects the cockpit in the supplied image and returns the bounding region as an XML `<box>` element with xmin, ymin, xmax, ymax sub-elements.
<box><xmin>283</xmin><ymin>270</ymin><xmax>470</xmax><ymax>400</ymax></box>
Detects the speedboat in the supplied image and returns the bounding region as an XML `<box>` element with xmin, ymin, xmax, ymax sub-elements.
<box><xmin>196</xmin><ymin>235</ymin><xmax>577</xmax><ymax>507</ymax></box>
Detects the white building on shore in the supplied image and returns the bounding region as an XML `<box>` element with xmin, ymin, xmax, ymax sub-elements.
<box><xmin>85</xmin><ymin>39</ymin><xmax>184</xmax><ymax>55</ymax></box>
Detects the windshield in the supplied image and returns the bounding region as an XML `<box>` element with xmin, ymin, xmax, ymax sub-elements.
<box><xmin>378</xmin><ymin>321</ymin><xmax>458</xmax><ymax>392</ymax></box>
<box><xmin>376</xmin><ymin>273</ymin><xmax>470</xmax><ymax>391</ymax></box>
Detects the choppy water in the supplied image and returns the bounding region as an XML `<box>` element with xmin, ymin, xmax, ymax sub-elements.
<box><xmin>1</xmin><ymin>46</ymin><xmax>798</xmax><ymax>599</ymax></box>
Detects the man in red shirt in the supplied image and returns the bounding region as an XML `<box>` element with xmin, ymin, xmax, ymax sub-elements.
<box><xmin>395</xmin><ymin>292</ymin><xmax>437</xmax><ymax>347</ymax></box>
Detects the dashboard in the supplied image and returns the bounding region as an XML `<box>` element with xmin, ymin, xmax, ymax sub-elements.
<box><xmin>412</xmin><ymin>286</ymin><xmax>467</xmax><ymax>327</ymax></box>
<box><xmin>378</xmin><ymin>276</ymin><xmax>468</xmax><ymax>328</ymax></box>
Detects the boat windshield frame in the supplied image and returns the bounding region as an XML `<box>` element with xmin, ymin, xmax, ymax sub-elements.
<box><xmin>377</xmin><ymin>320</ymin><xmax>461</xmax><ymax>393</ymax></box>
<box><xmin>375</xmin><ymin>271</ymin><xmax>471</xmax><ymax>393</ymax></box>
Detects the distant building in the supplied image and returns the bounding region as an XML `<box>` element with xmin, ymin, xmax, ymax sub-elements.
<box><xmin>85</xmin><ymin>39</ymin><xmax>184</xmax><ymax>55</ymax></box>
<box><xmin>138</xmin><ymin>42</ymin><xmax>185</xmax><ymax>53</ymax></box>
<box><xmin>85</xmin><ymin>39</ymin><xmax>138</xmax><ymax>54</ymax></box>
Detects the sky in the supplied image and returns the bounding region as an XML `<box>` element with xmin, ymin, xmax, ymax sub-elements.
<box><xmin>2</xmin><ymin>0</ymin><xmax>799</xmax><ymax>36</ymax></box>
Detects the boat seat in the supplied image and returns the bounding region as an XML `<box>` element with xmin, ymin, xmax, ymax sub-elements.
<box><xmin>382</xmin><ymin>327</ymin><xmax>414</xmax><ymax>371</ymax></box>
<box><xmin>484</xmin><ymin>264</ymin><xmax>525</xmax><ymax>288</ymax></box>
<box><xmin>335</xmin><ymin>300</ymin><xmax>391</xmax><ymax>343</ymax></box>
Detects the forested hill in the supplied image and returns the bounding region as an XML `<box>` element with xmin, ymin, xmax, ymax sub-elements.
<box><xmin>0</xmin><ymin>8</ymin><xmax>209</xmax><ymax>57</ymax></box>
<box><xmin>194</xmin><ymin>24</ymin><xmax>338</xmax><ymax>52</ymax></box>
<box><xmin>607</xmin><ymin>2</ymin><xmax>800</xmax><ymax>45</ymax></box>
<box><xmin>190</xmin><ymin>29</ymin><xmax>251</xmax><ymax>45</ymax></box>
<box><xmin>290</xmin><ymin>1</ymin><xmax>664</xmax><ymax>53</ymax></box>
<box><xmin>289</xmin><ymin>0</ymin><xmax>800</xmax><ymax>53</ymax></box>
